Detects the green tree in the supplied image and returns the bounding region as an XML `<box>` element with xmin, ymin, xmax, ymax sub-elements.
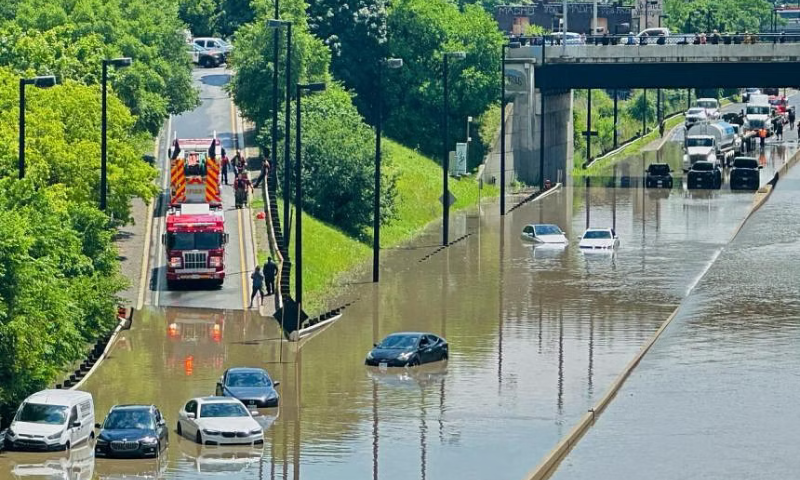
<box><xmin>627</xmin><ymin>90</ymin><xmax>656</xmax><ymax>132</ymax></box>
<box><xmin>665</xmin><ymin>0</ymin><xmax>772</xmax><ymax>34</ymax></box>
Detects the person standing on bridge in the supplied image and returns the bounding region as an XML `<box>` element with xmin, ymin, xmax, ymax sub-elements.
<box><xmin>249</xmin><ymin>266</ymin><xmax>265</xmax><ymax>308</ymax></box>
<box><xmin>263</xmin><ymin>257</ymin><xmax>278</xmax><ymax>295</ymax></box>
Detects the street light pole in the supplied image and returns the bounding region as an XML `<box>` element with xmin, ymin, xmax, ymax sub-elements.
<box><xmin>271</xmin><ymin>1</ymin><xmax>280</xmax><ymax>237</ymax></box>
<box><xmin>101</xmin><ymin>57</ymin><xmax>132</xmax><ymax>211</ymax></box>
<box><xmin>294</xmin><ymin>82</ymin><xmax>326</xmax><ymax>321</ymax></box>
<box><xmin>18</xmin><ymin>75</ymin><xmax>57</xmax><ymax>179</ymax></box>
<box><xmin>269</xmin><ymin>19</ymin><xmax>293</xmax><ymax>249</ymax></box>
<box><xmin>442</xmin><ymin>52</ymin><xmax>466</xmax><ymax>246</ymax></box>
<box><xmin>373</xmin><ymin>58</ymin><xmax>403</xmax><ymax>283</ymax></box>
<box><xmin>500</xmin><ymin>42</ymin><xmax>520</xmax><ymax>217</ymax></box>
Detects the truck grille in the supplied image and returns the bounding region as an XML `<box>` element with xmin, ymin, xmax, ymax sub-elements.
<box><xmin>183</xmin><ymin>251</ymin><xmax>207</xmax><ymax>269</ymax></box>
<box><xmin>110</xmin><ymin>440</ymin><xmax>140</xmax><ymax>451</ymax></box>
<box><xmin>689</xmin><ymin>155</ymin><xmax>707</xmax><ymax>164</ymax></box>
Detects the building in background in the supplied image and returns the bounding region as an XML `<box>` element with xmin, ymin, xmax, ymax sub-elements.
<box><xmin>495</xmin><ymin>2</ymin><xmax>634</xmax><ymax>36</ymax></box>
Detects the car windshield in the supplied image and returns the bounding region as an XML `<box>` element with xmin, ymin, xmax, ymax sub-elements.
<box><xmin>747</xmin><ymin>106</ymin><xmax>770</xmax><ymax>115</ymax></box>
<box><xmin>648</xmin><ymin>164</ymin><xmax>670</xmax><ymax>175</ymax></box>
<box><xmin>199</xmin><ymin>402</ymin><xmax>250</xmax><ymax>418</ymax></box>
<box><xmin>168</xmin><ymin>232</ymin><xmax>223</xmax><ymax>250</ymax></box>
<box><xmin>226</xmin><ymin>372</ymin><xmax>271</xmax><ymax>387</ymax></box>
<box><xmin>16</xmin><ymin>403</ymin><xmax>68</xmax><ymax>425</ymax></box>
<box><xmin>697</xmin><ymin>100</ymin><xmax>717</xmax><ymax>109</ymax></box>
<box><xmin>104</xmin><ymin>409</ymin><xmax>155</xmax><ymax>430</ymax></box>
<box><xmin>583</xmin><ymin>230</ymin><xmax>611</xmax><ymax>239</ymax></box>
<box><xmin>534</xmin><ymin>225</ymin><xmax>562</xmax><ymax>236</ymax></box>
<box><xmin>733</xmin><ymin>159</ymin><xmax>758</xmax><ymax>169</ymax></box>
<box><xmin>693</xmin><ymin>162</ymin><xmax>714</xmax><ymax>171</ymax></box>
<box><xmin>378</xmin><ymin>334</ymin><xmax>420</xmax><ymax>349</ymax></box>
<box><xmin>687</xmin><ymin>108</ymin><xmax>705</xmax><ymax>115</ymax></box>
<box><xmin>687</xmin><ymin>138</ymin><xmax>713</xmax><ymax>147</ymax></box>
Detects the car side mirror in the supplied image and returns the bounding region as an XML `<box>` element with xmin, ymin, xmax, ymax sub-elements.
<box><xmin>273</xmin><ymin>381</ymin><xmax>280</xmax><ymax>387</ymax></box>
<box><xmin>223</xmin><ymin>233</ymin><xmax>230</xmax><ymax>245</ymax></box>
<box><xmin>71</xmin><ymin>420</ymin><xmax>81</xmax><ymax>428</ymax></box>
<box><xmin>373</xmin><ymin>343</ymin><xmax>377</xmax><ymax>347</ymax></box>
<box><xmin>94</xmin><ymin>423</ymin><xmax>101</xmax><ymax>429</ymax></box>
<box><xmin>158</xmin><ymin>419</ymin><xmax>167</xmax><ymax>426</ymax></box>
<box><xmin>187</xmin><ymin>412</ymin><xmax>196</xmax><ymax>419</ymax></box>
<box><xmin>758</xmin><ymin>165</ymin><xmax>763</xmax><ymax>169</ymax></box>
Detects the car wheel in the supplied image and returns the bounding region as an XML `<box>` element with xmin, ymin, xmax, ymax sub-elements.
<box><xmin>156</xmin><ymin>441</ymin><xmax>161</xmax><ymax>456</ymax></box>
<box><xmin>442</xmin><ymin>351</ymin><xmax>449</xmax><ymax>361</ymax></box>
<box><xmin>166</xmin><ymin>280</ymin><xmax>176</xmax><ymax>290</ymax></box>
<box><xmin>176</xmin><ymin>421</ymin><xmax>182</xmax><ymax>436</ymax></box>
<box><xmin>65</xmin><ymin>441</ymin><xmax>71</xmax><ymax>451</ymax></box>
<box><xmin>407</xmin><ymin>356</ymin><xmax>420</xmax><ymax>367</ymax></box>
<box><xmin>195</xmin><ymin>431</ymin><xmax>203</xmax><ymax>445</ymax></box>
<box><xmin>90</xmin><ymin>431</ymin><xmax>95</xmax><ymax>440</ymax></box>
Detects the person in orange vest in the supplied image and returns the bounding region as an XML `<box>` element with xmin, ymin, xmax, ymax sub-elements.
<box><xmin>758</xmin><ymin>128</ymin><xmax>767</xmax><ymax>148</ymax></box>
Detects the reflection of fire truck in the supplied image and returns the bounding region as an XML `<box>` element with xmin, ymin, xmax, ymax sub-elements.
<box><xmin>165</xmin><ymin>310</ymin><xmax>226</xmax><ymax>375</ymax></box>
<box><xmin>163</xmin><ymin>204</ymin><xmax>228</xmax><ymax>289</ymax></box>
<box><xmin>168</xmin><ymin>137</ymin><xmax>222</xmax><ymax>207</ymax></box>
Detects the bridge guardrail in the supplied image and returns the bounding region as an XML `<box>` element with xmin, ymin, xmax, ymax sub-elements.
<box><xmin>510</xmin><ymin>33</ymin><xmax>800</xmax><ymax>48</ymax></box>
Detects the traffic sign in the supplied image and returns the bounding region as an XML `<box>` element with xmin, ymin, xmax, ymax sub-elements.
<box><xmin>439</xmin><ymin>191</ymin><xmax>457</xmax><ymax>207</ymax></box>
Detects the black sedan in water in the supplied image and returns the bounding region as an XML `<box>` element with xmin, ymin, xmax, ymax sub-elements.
<box><xmin>645</xmin><ymin>163</ymin><xmax>673</xmax><ymax>189</ymax></box>
<box><xmin>95</xmin><ymin>405</ymin><xmax>168</xmax><ymax>458</ymax></box>
<box><xmin>216</xmin><ymin>367</ymin><xmax>280</xmax><ymax>408</ymax></box>
<box><xmin>365</xmin><ymin>332</ymin><xmax>449</xmax><ymax>368</ymax></box>
<box><xmin>687</xmin><ymin>161</ymin><xmax>722</xmax><ymax>189</ymax></box>
<box><xmin>729</xmin><ymin>157</ymin><xmax>762</xmax><ymax>190</ymax></box>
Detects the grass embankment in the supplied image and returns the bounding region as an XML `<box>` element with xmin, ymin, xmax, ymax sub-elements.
<box><xmin>253</xmin><ymin>139</ymin><xmax>498</xmax><ymax>313</ymax></box>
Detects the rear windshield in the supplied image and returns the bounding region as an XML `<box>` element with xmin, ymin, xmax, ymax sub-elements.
<box><xmin>648</xmin><ymin>164</ymin><xmax>670</xmax><ymax>175</ymax></box>
<box><xmin>687</xmin><ymin>108</ymin><xmax>705</xmax><ymax>115</ymax></box>
<box><xmin>697</xmin><ymin>100</ymin><xmax>718</xmax><ymax>109</ymax></box>
<box><xmin>692</xmin><ymin>162</ymin><xmax>714</xmax><ymax>171</ymax></box>
<box><xmin>168</xmin><ymin>232</ymin><xmax>223</xmax><ymax>250</ymax></box>
<box><xmin>733</xmin><ymin>158</ymin><xmax>758</xmax><ymax>169</ymax></box>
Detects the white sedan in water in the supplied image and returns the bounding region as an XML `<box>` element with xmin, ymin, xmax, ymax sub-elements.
<box><xmin>521</xmin><ymin>224</ymin><xmax>568</xmax><ymax>244</ymax></box>
<box><xmin>177</xmin><ymin>397</ymin><xmax>264</xmax><ymax>446</ymax></box>
<box><xmin>578</xmin><ymin>228</ymin><xmax>620</xmax><ymax>251</ymax></box>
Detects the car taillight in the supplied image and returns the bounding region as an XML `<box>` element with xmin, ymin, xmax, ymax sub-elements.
<box><xmin>209</xmin><ymin>256</ymin><xmax>222</xmax><ymax>268</ymax></box>
<box><xmin>169</xmin><ymin>256</ymin><xmax>182</xmax><ymax>268</ymax></box>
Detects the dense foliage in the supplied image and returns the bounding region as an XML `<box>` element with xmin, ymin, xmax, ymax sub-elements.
<box><xmin>179</xmin><ymin>0</ymin><xmax>256</xmax><ymax>38</ymax></box>
<box><xmin>664</xmin><ymin>0</ymin><xmax>773</xmax><ymax>34</ymax></box>
<box><xmin>2</xmin><ymin>0</ymin><xmax>198</xmax><ymax>134</ymax></box>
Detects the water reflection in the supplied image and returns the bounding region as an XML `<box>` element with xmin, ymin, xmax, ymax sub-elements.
<box><xmin>95</xmin><ymin>455</ymin><xmax>168</xmax><ymax>479</ymax></box>
<box><xmin>6</xmin><ymin>444</ymin><xmax>94</xmax><ymax>480</ymax></box>
<box><xmin>176</xmin><ymin>439</ymin><xmax>262</xmax><ymax>475</ymax></box>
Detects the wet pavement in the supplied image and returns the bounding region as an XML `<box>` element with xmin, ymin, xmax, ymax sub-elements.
<box><xmin>2</xmin><ymin>80</ymin><xmax>797</xmax><ymax>479</ymax></box>
<box><xmin>549</xmin><ymin>160</ymin><xmax>800</xmax><ymax>480</ymax></box>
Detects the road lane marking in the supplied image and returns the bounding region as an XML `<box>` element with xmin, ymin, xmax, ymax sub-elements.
<box><xmin>238</xmin><ymin>207</ymin><xmax>248</xmax><ymax>310</ymax></box>
<box><xmin>154</xmin><ymin>116</ymin><xmax>172</xmax><ymax>307</ymax></box>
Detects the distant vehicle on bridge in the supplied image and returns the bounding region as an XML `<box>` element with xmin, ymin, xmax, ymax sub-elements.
<box><xmin>645</xmin><ymin>163</ymin><xmax>673</xmax><ymax>189</ymax></box>
<box><xmin>729</xmin><ymin>157</ymin><xmax>762</xmax><ymax>190</ymax></box>
<box><xmin>687</xmin><ymin>161</ymin><xmax>722</xmax><ymax>190</ymax></box>
<box><xmin>578</xmin><ymin>228</ymin><xmax>619</xmax><ymax>251</ymax></box>
<box><xmin>546</xmin><ymin>32</ymin><xmax>584</xmax><ymax>45</ymax></box>
<box><xmin>520</xmin><ymin>224</ymin><xmax>568</xmax><ymax>244</ymax></box>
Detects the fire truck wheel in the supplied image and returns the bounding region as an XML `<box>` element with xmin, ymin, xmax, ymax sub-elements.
<box><xmin>214</xmin><ymin>280</ymin><xmax>224</xmax><ymax>289</ymax></box>
<box><xmin>166</xmin><ymin>280</ymin><xmax>177</xmax><ymax>291</ymax></box>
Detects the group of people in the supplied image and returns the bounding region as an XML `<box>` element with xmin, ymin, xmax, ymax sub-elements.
<box><xmin>250</xmin><ymin>257</ymin><xmax>279</xmax><ymax>308</ymax></box>
<box><xmin>221</xmin><ymin>149</ymin><xmax>271</xmax><ymax>208</ymax></box>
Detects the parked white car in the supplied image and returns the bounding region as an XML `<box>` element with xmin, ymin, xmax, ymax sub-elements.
<box><xmin>177</xmin><ymin>397</ymin><xmax>264</xmax><ymax>446</ymax></box>
<box><xmin>521</xmin><ymin>224</ymin><xmax>568</xmax><ymax>244</ymax></box>
<box><xmin>5</xmin><ymin>390</ymin><xmax>95</xmax><ymax>451</ymax></box>
<box><xmin>578</xmin><ymin>228</ymin><xmax>620</xmax><ymax>251</ymax></box>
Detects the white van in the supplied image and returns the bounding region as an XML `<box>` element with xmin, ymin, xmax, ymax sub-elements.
<box><xmin>5</xmin><ymin>390</ymin><xmax>95</xmax><ymax>451</ymax></box>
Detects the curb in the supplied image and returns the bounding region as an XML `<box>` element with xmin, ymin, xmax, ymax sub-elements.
<box><xmin>136</xmin><ymin>135</ymin><xmax>160</xmax><ymax>310</ymax></box>
<box><xmin>522</xmin><ymin>149</ymin><xmax>800</xmax><ymax>480</ymax></box>
<box><xmin>63</xmin><ymin>309</ymin><xmax>133</xmax><ymax>392</ymax></box>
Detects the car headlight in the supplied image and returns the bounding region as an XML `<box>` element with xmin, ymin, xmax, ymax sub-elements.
<box><xmin>366</xmin><ymin>351</ymin><xmax>374</xmax><ymax>360</ymax></box>
<box><xmin>398</xmin><ymin>351</ymin><xmax>414</xmax><ymax>360</ymax></box>
<box><xmin>249</xmin><ymin>429</ymin><xmax>262</xmax><ymax>435</ymax></box>
<box><xmin>140</xmin><ymin>436</ymin><xmax>158</xmax><ymax>445</ymax></box>
<box><xmin>202</xmin><ymin>429</ymin><xmax>221</xmax><ymax>435</ymax></box>
<box><xmin>47</xmin><ymin>431</ymin><xmax>63</xmax><ymax>440</ymax></box>
<box><xmin>96</xmin><ymin>437</ymin><xmax>109</xmax><ymax>445</ymax></box>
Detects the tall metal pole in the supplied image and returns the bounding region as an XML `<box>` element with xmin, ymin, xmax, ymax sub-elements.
<box><xmin>645</xmin><ymin>0</ymin><xmax>649</xmax><ymax>30</ymax></box>
<box><xmin>613</xmin><ymin>89</ymin><xmax>619</xmax><ymax>148</ymax></box>
<box><xmin>295</xmin><ymin>84</ymin><xmax>302</xmax><ymax>311</ymax></box>
<box><xmin>586</xmin><ymin>88</ymin><xmax>592</xmax><ymax>163</ymax></box>
<box><xmin>442</xmin><ymin>55</ymin><xmax>450</xmax><ymax>246</ymax></box>
<box><xmin>373</xmin><ymin>65</ymin><xmax>383</xmax><ymax>282</ymax></box>
<box><xmin>101</xmin><ymin>61</ymin><xmax>108</xmax><ymax>211</ymax></box>
<box><xmin>642</xmin><ymin>89</ymin><xmax>647</xmax><ymax>134</ymax></box>
<box><xmin>271</xmin><ymin>2</ymin><xmax>280</xmax><ymax>247</ymax></box>
<box><xmin>539</xmin><ymin>92</ymin><xmax>546</xmax><ymax>190</ymax></box>
<box><xmin>657</xmin><ymin>88</ymin><xmax>662</xmax><ymax>129</ymax></box>
<box><xmin>592</xmin><ymin>0</ymin><xmax>598</xmax><ymax>35</ymax></box>
<box><xmin>561</xmin><ymin>0</ymin><xmax>568</xmax><ymax>56</ymax></box>
<box><xmin>500</xmin><ymin>46</ymin><xmax>506</xmax><ymax>216</ymax></box>
<box><xmin>283</xmin><ymin>23</ymin><xmax>292</xmax><ymax>248</ymax></box>
<box><xmin>18</xmin><ymin>79</ymin><xmax>25</xmax><ymax>180</ymax></box>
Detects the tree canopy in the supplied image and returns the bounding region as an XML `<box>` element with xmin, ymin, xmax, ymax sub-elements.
<box><xmin>665</xmin><ymin>0</ymin><xmax>773</xmax><ymax>34</ymax></box>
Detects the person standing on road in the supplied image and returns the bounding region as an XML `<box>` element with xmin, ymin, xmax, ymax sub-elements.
<box><xmin>759</xmin><ymin>128</ymin><xmax>767</xmax><ymax>148</ymax></box>
<box><xmin>221</xmin><ymin>151</ymin><xmax>230</xmax><ymax>185</ymax></box>
<box><xmin>234</xmin><ymin>172</ymin><xmax>253</xmax><ymax>208</ymax></box>
<box><xmin>776</xmin><ymin>120</ymin><xmax>784</xmax><ymax>141</ymax></box>
<box><xmin>263</xmin><ymin>257</ymin><xmax>278</xmax><ymax>295</ymax></box>
<box><xmin>252</xmin><ymin>149</ymin><xmax>271</xmax><ymax>189</ymax></box>
<box><xmin>232</xmin><ymin>150</ymin><xmax>243</xmax><ymax>176</ymax></box>
<box><xmin>249</xmin><ymin>266</ymin><xmax>265</xmax><ymax>308</ymax></box>
<box><xmin>789</xmin><ymin>109</ymin><xmax>796</xmax><ymax>131</ymax></box>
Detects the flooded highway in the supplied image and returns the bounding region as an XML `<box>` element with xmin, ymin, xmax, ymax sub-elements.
<box><xmin>549</xmin><ymin>164</ymin><xmax>800</xmax><ymax>480</ymax></box>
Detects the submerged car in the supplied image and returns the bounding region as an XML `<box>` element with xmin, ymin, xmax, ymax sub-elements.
<box><xmin>578</xmin><ymin>228</ymin><xmax>620</xmax><ymax>250</ymax></box>
<box><xmin>729</xmin><ymin>157</ymin><xmax>762</xmax><ymax>190</ymax></box>
<box><xmin>520</xmin><ymin>224</ymin><xmax>568</xmax><ymax>244</ymax></box>
<box><xmin>687</xmin><ymin>161</ymin><xmax>722</xmax><ymax>189</ymax></box>
<box><xmin>216</xmin><ymin>367</ymin><xmax>280</xmax><ymax>408</ymax></box>
<box><xmin>94</xmin><ymin>404</ymin><xmax>168</xmax><ymax>459</ymax></box>
<box><xmin>365</xmin><ymin>333</ymin><xmax>448</xmax><ymax>368</ymax></box>
<box><xmin>177</xmin><ymin>397</ymin><xmax>264</xmax><ymax>446</ymax></box>
<box><xmin>645</xmin><ymin>163</ymin><xmax>673</xmax><ymax>189</ymax></box>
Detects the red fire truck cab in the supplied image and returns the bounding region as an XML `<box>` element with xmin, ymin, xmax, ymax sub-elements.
<box><xmin>162</xmin><ymin>204</ymin><xmax>228</xmax><ymax>289</ymax></box>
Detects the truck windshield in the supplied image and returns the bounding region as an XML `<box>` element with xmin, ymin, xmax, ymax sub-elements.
<box><xmin>168</xmin><ymin>232</ymin><xmax>223</xmax><ymax>250</ymax></box>
<box><xmin>747</xmin><ymin>106</ymin><xmax>770</xmax><ymax>115</ymax></box>
<box><xmin>687</xmin><ymin>138</ymin><xmax>713</xmax><ymax>147</ymax></box>
<box><xmin>697</xmin><ymin>100</ymin><xmax>717</xmax><ymax>109</ymax></box>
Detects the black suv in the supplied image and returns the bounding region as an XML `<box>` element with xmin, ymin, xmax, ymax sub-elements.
<box><xmin>729</xmin><ymin>157</ymin><xmax>762</xmax><ymax>190</ymax></box>
<box><xmin>95</xmin><ymin>405</ymin><xmax>168</xmax><ymax>458</ymax></box>
<box><xmin>687</xmin><ymin>161</ymin><xmax>722</xmax><ymax>189</ymax></box>
<box><xmin>645</xmin><ymin>163</ymin><xmax>673</xmax><ymax>189</ymax></box>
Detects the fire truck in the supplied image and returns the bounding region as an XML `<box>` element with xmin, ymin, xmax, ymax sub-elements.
<box><xmin>162</xmin><ymin>203</ymin><xmax>229</xmax><ymax>289</ymax></box>
<box><xmin>168</xmin><ymin>136</ymin><xmax>222</xmax><ymax>207</ymax></box>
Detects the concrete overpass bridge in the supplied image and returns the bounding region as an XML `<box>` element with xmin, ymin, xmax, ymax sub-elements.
<box><xmin>499</xmin><ymin>34</ymin><xmax>800</xmax><ymax>186</ymax></box>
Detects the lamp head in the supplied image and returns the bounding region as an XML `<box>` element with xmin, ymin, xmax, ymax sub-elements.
<box><xmin>107</xmin><ymin>57</ymin><xmax>132</xmax><ymax>68</ymax></box>
<box><xmin>446</xmin><ymin>51</ymin><xmax>467</xmax><ymax>60</ymax></box>
<box><xmin>268</xmin><ymin>19</ymin><xmax>290</xmax><ymax>28</ymax></box>
<box><xmin>299</xmin><ymin>82</ymin><xmax>326</xmax><ymax>92</ymax></box>
<box><xmin>385</xmin><ymin>58</ymin><xmax>404</xmax><ymax>69</ymax></box>
<box><xmin>25</xmin><ymin>75</ymin><xmax>57</xmax><ymax>88</ymax></box>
